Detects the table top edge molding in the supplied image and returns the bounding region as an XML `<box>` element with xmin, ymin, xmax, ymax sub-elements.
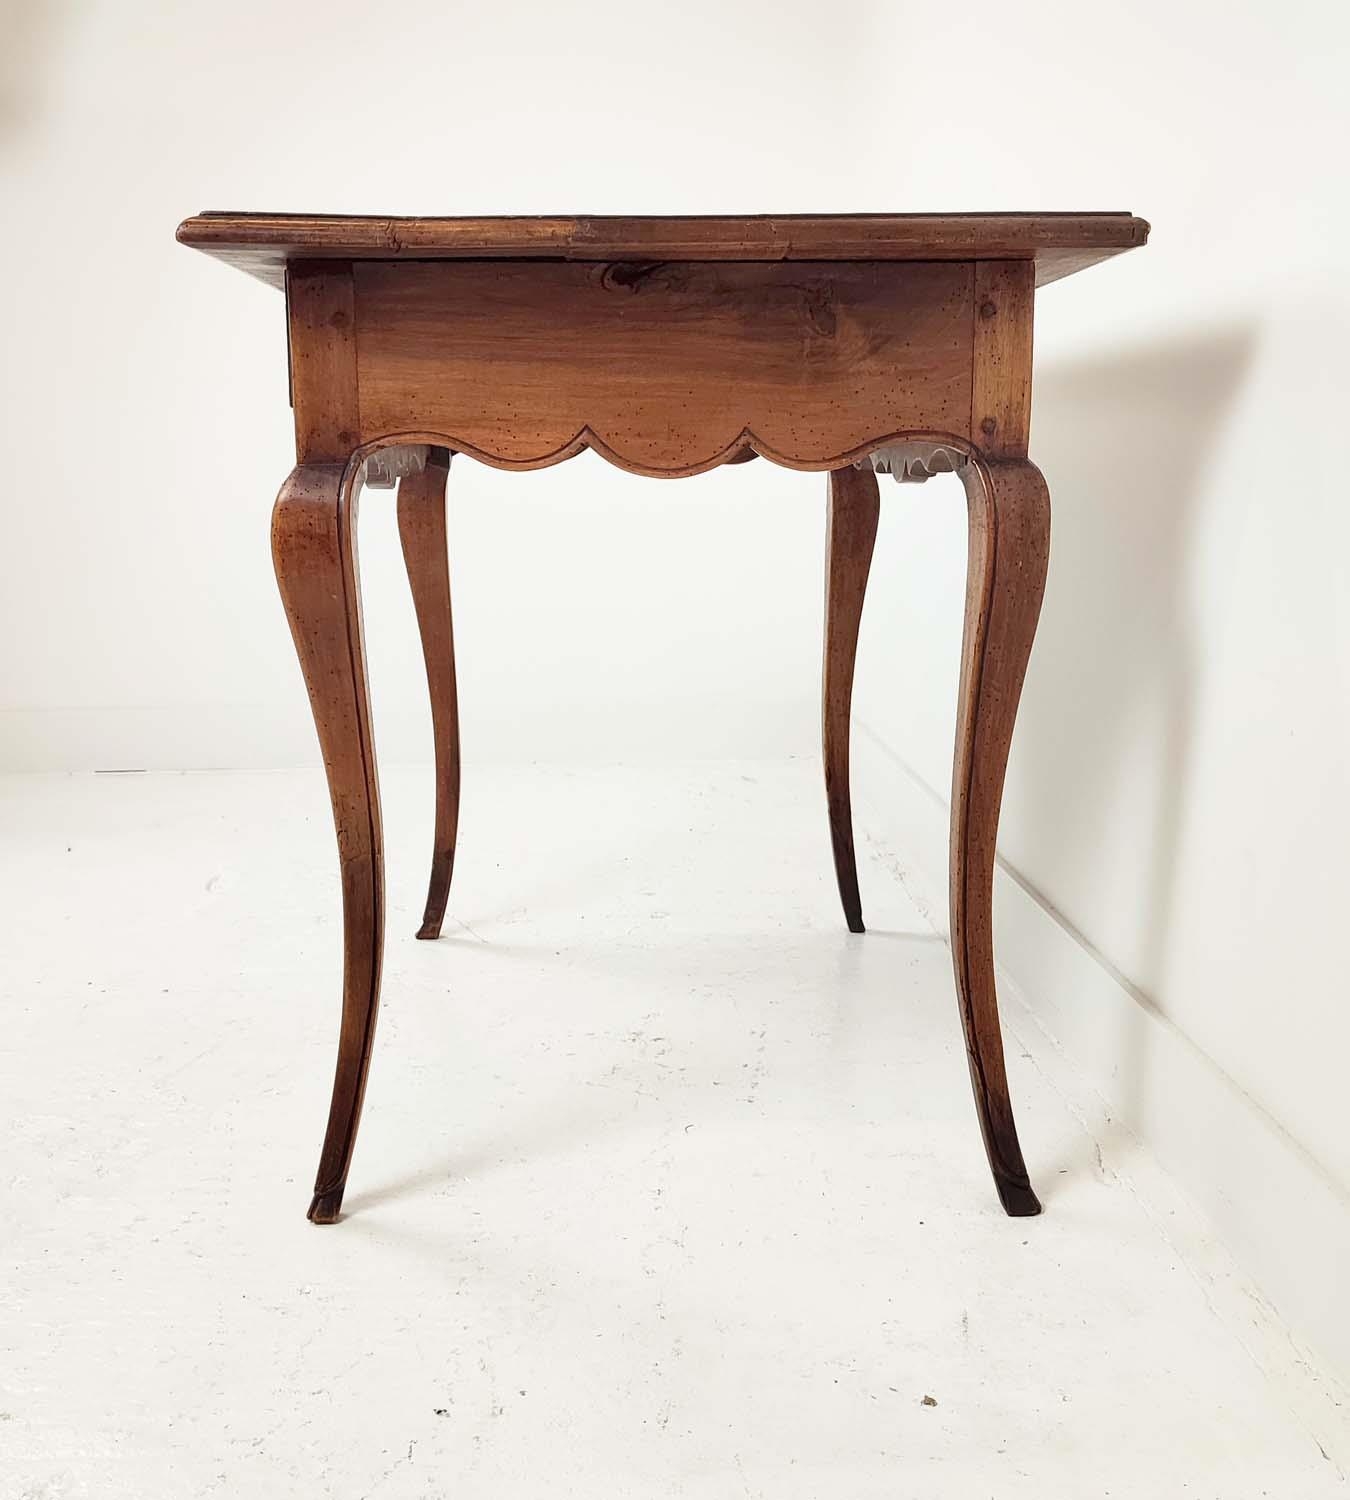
<box><xmin>177</xmin><ymin>211</ymin><xmax>1150</xmax><ymax>289</ymax></box>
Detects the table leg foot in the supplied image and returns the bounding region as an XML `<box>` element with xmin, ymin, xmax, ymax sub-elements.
<box><xmin>397</xmin><ymin>450</ymin><xmax>460</xmax><ymax>942</ymax></box>
<box><xmin>996</xmin><ymin>1177</ymin><xmax>1043</xmax><ymax>1218</ymax></box>
<box><xmin>822</xmin><ymin>464</ymin><xmax>879</xmax><ymax>934</ymax></box>
<box><xmin>273</xmin><ymin>463</ymin><xmax>384</xmax><ymax>1225</ymax></box>
<box><xmin>307</xmin><ymin>1186</ymin><xmax>345</xmax><ymax>1225</ymax></box>
<box><xmin>951</xmin><ymin>457</ymin><xmax>1050</xmax><ymax>1216</ymax></box>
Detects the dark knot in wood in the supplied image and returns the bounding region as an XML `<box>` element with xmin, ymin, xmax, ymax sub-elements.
<box><xmin>601</xmin><ymin>262</ymin><xmax>671</xmax><ymax>293</ymax></box>
<box><xmin>802</xmin><ymin>283</ymin><xmax>837</xmax><ymax>338</ymax></box>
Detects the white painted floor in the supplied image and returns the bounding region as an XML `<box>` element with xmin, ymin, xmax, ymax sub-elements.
<box><xmin>2</xmin><ymin>763</ymin><xmax>1345</xmax><ymax>1497</ymax></box>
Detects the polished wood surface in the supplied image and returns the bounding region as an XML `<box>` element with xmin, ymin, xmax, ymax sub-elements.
<box><xmin>396</xmin><ymin>450</ymin><xmax>460</xmax><ymax>942</ymax></box>
<box><xmin>822</xmin><ymin>464</ymin><xmax>880</xmax><ymax>934</ymax></box>
<box><xmin>971</xmin><ymin>261</ymin><xmax>1034</xmax><ymax>456</ymax></box>
<box><xmin>951</xmin><ymin>457</ymin><xmax>1052</xmax><ymax>1216</ymax></box>
<box><xmin>177</xmin><ymin>210</ymin><xmax>1149</xmax><ymax>289</ymax></box>
<box><xmin>185</xmin><ymin>208</ymin><xmax>1148</xmax><ymax>1222</ymax></box>
<box><xmin>287</xmin><ymin>265</ymin><xmax>359</xmax><ymax>465</ymax></box>
<box><xmin>271</xmin><ymin>464</ymin><xmax>383</xmax><ymax>1225</ymax></box>
<box><xmin>353</xmin><ymin>259</ymin><xmax>973</xmax><ymax>476</ymax></box>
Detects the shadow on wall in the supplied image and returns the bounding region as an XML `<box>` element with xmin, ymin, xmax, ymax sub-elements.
<box><xmin>1012</xmin><ymin>324</ymin><xmax>1256</xmax><ymax>1170</ymax></box>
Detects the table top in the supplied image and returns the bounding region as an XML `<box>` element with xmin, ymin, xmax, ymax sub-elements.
<box><xmin>176</xmin><ymin>212</ymin><xmax>1149</xmax><ymax>291</ymax></box>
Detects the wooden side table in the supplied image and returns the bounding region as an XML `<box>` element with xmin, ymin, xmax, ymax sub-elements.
<box><xmin>177</xmin><ymin>211</ymin><xmax>1149</xmax><ymax>1223</ymax></box>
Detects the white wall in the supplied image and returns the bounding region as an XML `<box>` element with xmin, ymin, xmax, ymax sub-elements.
<box><xmin>847</xmin><ymin>0</ymin><xmax>1350</xmax><ymax>1384</ymax></box>
<box><xmin>2</xmin><ymin>0</ymin><xmax>1347</xmax><ymax>1381</ymax></box>
<box><xmin>0</xmin><ymin>0</ymin><xmax>875</xmax><ymax>772</ymax></box>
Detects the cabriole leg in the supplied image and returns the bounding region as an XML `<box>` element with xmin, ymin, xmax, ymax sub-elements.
<box><xmin>822</xmin><ymin>463</ymin><xmax>880</xmax><ymax>933</ymax></box>
<box><xmin>396</xmin><ymin>449</ymin><xmax>460</xmax><ymax>941</ymax></box>
<box><xmin>272</xmin><ymin>463</ymin><xmax>384</xmax><ymax>1224</ymax></box>
<box><xmin>950</xmin><ymin>456</ymin><xmax>1050</xmax><ymax>1217</ymax></box>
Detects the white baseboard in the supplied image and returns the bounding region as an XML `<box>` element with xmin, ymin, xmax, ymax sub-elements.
<box><xmin>853</xmin><ymin>720</ymin><xmax>1350</xmax><ymax>1446</ymax></box>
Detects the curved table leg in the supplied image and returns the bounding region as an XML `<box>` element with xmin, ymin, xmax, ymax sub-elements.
<box><xmin>396</xmin><ymin>449</ymin><xmax>460</xmax><ymax>941</ymax></box>
<box><xmin>272</xmin><ymin>463</ymin><xmax>384</xmax><ymax>1224</ymax></box>
<box><xmin>951</xmin><ymin>456</ymin><xmax>1050</xmax><ymax>1216</ymax></box>
<box><xmin>822</xmin><ymin>463</ymin><xmax>880</xmax><ymax>933</ymax></box>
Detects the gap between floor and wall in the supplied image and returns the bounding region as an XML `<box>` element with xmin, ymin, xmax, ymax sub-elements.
<box><xmin>850</xmin><ymin>719</ymin><xmax>1350</xmax><ymax>1468</ymax></box>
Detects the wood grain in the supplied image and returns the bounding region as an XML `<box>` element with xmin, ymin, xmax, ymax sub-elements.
<box><xmin>396</xmin><ymin>450</ymin><xmax>460</xmax><ymax>941</ymax></box>
<box><xmin>822</xmin><ymin>464</ymin><xmax>880</xmax><ymax>933</ymax></box>
<box><xmin>352</xmin><ymin>260</ymin><xmax>973</xmax><ymax>476</ymax></box>
<box><xmin>950</xmin><ymin>457</ymin><xmax>1051</xmax><ymax>1216</ymax></box>
<box><xmin>287</xmin><ymin>263</ymin><xmax>359</xmax><ymax>464</ymax></box>
<box><xmin>194</xmin><ymin>206</ymin><xmax>1152</xmax><ymax>1222</ymax></box>
<box><xmin>271</xmin><ymin>463</ymin><xmax>384</xmax><ymax>1224</ymax></box>
<box><xmin>178</xmin><ymin>211</ymin><xmax>1150</xmax><ymax>290</ymax></box>
<box><xmin>971</xmin><ymin>261</ymin><xmax>1034</xmax><ymax>458</ymax></box>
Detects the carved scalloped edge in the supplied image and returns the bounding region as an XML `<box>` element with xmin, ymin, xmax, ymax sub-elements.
<box><xmin>359</xmin><ymin>443</ymin><xmax>430</xmax><ymax>490</ymax></box>
<box><xmin>342</xmin><ymin>426</ymin><xmax>978</xmax><ymax>482</ymax></box>
<box><xmin>865</xmin><ymin>442</ymin><xmax>969</xmax><ymax>484</ymax></box>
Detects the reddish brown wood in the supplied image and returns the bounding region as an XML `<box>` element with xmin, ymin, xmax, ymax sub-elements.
<box><xmin>950</xmin><ymin>457</ymin><xmax>1051</xmax><ymax>1216</ymax></box>
<box><xmin>396</xmin><ymin>450</ymin><xmax>460</xmax><ymax>941</ymax></box>
<box><xmin>271</xmin><ymin>463</ymin><xmax>384</xmax><ymax>1224</ymax></box>
<box><xmin>352</xmin><ymin>259</ymin><xmax>973</xmax><ymax>476</ymax></box>
<box><xmin>286</xmin><ymin>263</ymin><xmax>359</xmax><ymax>464</ymax></box>
<box><xmin>186</xmin><ymin>209</ymin><xmax>1149</xmax><ymax>1222</ymax></box>
<box><xmin>176</xmin><ymin>211</ymin><xmax>1149</xmax><ymax>289</ymax></box>
<box><xmin>822</xmin><ymin>464</ymin><xmax>880</xmax><ymax>933</ymax></box>
<box><xmin>971</xmin><ymin>261</ymin><xmax>1035</xmax><ymax>458</ymax></box>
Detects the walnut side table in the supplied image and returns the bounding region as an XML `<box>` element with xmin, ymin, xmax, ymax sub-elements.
<box><xmin>177</xmin><ymin>211</ymin><xmax>1149</xmax><ymax>1223</ymax></box>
